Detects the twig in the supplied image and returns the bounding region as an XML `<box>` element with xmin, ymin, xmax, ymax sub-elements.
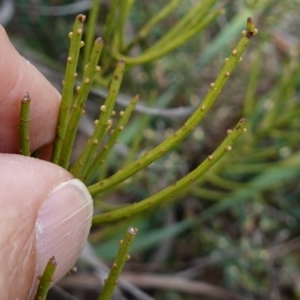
<box><xmin>92</xmin><ymin>118</ymin><xmax>247</xmax><ymax>224</ymax></box>
<box><xmin>70</xmin><ymin>59</ymin><xmax>126</xmax><ymax>180</ymax></box>
<box><xmin>88</xmin><ymin>18</ymin><xmax>258</xmax><ymax>196</ymax></box>
<box><xmin>59</xmin><ymin>37</ymin><xmax>103</xmax><ymax>169</ymax></box>
<box><xmin>52</xmin><ymin>14</ymin><xmax>85</xmax><ymax>164</ymax></box>
<box><xmin>80</xmin><ymin>243</ymin><xmax>155</xmax><ymax>300</ymax></box>
<box><xmin>85</xmin><ymin>95</ymin><xmax>139</xmax><ymax>181</ymax></box>
<box><xmin>33</xmin><ymin>256</ymin><xmax>57</xmax><ymax>300</ymax></box>
<box><xmin>19</xmin><ymin>92</ymin><xmax>31</xmax><ymax>156</ymax></box>
<box><xmin>99</xmin><ymin>227</ymin><xmax>138</xmax><ymax>300</ymax></box>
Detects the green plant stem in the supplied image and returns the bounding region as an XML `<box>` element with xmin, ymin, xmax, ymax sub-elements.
<box><xmin>232</xmin><ymin>146</ymin><xmax>277</xmax><ymax>161</ymax></box>
<box><xmin>206</xmin><ymin>172</ymin><xmax>246</xmax><ymax>190</ymax></box>
<box><xmin>225</xmin><ymin>162</ymin><xmax>273</xmax><ymax>175</ymax></box>
<box><xmin>122</xmin><ymin>94</ymin><xmax>155</xmax><ymax>168</ymax></box>
<box><xmin>70</xmin><ymin>60</ymin><xmax>126</xmax><ymax>180</ymax></box>
<box><xmin>85</xmin><ymin>95</ymin><xmax>139</xmax><ymax>181</ymax></box>
<box><xmin>94</xmin><ymin>197</ymin><xmax>128</xmax><ymax>212</ymax></box>
<box><xmin>124</xmin><ymin>0</ymin><xmax>181</xmax><ymax>52</ymax></box>
<box><xmin>117</xmin><ymin>0</ymin><xmax>135</xmax><ymax>51</ymax></box>
<box><xmin>111</xmin><ymin>0</ymin><xmax>132</xmax><ymax>56</ymax></box>
<box><xmin>271</xmin><ymin>106</ymin><xmax>300</xmax><ymax>132</ymax></box>
<box><xmin>99</xmin><ymin>227</ymin><xmax>138</xmax><ymax>300</ymax></box>
<box><xmin>123</xmin><ymin>111</ymin><xmax>150</xmax><ymax>168</ymax></box>
<box><xmin>243</xmin><ymin>47</ymin><xmax>262</xmax><ymax>117</ymax></box>
<box><xmin>100</xmin><ymin>0</ymin><xmax>118</xmax><ymax>70</ymax></box>
<box><xmin>19</xmin><ymin>93</ymin><xmax>31</xmax><ymax>156</ymax></box>
<box><xmin>33</xmin><ymin>256</ymin><xmax>57</xmax><ymax>300</ymax></box>
<box><xmin>88</xmin><ymin>18</ymin><xmax>257</xmax><ymax>196</ymax></box>
<box><xmin>120</xmin><ymin>0</ymin><xmax>135</xmax><ymax>30</ymax></box>
<box><xmin>260</xmin><ymin>58</ymin><xmax>300</xmax><ymax>133</ymax></box>
<box><xmin>83</xmin><ymin>0</ymin><xmax>101</xmax><ymax>67</ymax></box>
<box><xmin>103</xmin><ymin>0</ymin><xmax>118</xmax><ymax>43</ymax></box>
<box><xmin>59</xmin><ymin>37</ymin><xmax>103</xmax><ymax>169</ymax></box>
<box><xmin>115</xmin><ymin>8</ymin><xmax>221</xmax><ymax>65</ymax></box>
<box><xmin>148</xmin><ymin>0</ymin><xmax>217</xmax><ymax>53</ymax></box>
<box><xmin>191</xmin><ymin>186</ymin><xmax>227</xmax><ymax>200</ymax></box>
<box><xmin>52</xmin><ymin>14</ymin><xmax>85</xmax><ymax>164</ymax></box>
<box><xmin>93</xmin><ymin>118</ymin><xmax>247</xmax><ymax>224</ymax></box>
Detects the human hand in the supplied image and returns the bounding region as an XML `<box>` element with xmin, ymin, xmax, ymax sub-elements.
<box><xmin>0</xmin><ymin>26</ymin><xmax>93</xmax><ymax>299</ymax></box>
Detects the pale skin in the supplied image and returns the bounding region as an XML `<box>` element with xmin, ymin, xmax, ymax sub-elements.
<box><xmin>0</xmin><ymin>26</ymin><xmax>93</xmax><ymax>299</ymax></box>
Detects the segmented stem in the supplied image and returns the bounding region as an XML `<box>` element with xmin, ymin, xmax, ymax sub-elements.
<box><xmin>33</xmin><ymin>256</ymin><xmax>57</xmax><ymax>300</ymax></box>
<box><xmin>70</xmin><ymin>59</ymin><xmax>126</xmax><ymax>180</ymax></box>
<box><xmin>59</xmin><ymin>37</ymin><xmax>104</xmax><ymax>169</ymax></box>
<box><xmin>88</xmin><ymin>19</ymin><xmax>257</xmax><ymax>196</ymax></box>
<box><xmin>99</xmin><ymin>227</ymin><xmax>137</xmax><ymax>300</ymax></box>
<box><xmin>19</xmin><ymin>93</ymin><xmax>31</xmax><ymax>156</ymax></box>
<box><xmin>116</xmin><ymin>1</ymin><xmax>219</xmax><ymax>64</ymax></box>
<box><xmin>83</xmin><ymin>0</ymin><xmax>101</xmax><ymax>67</ymax></box>
<box><xmin>93</xmin><ymin>118</ymin><xmax>247</xmax><ymax>224</ymax></box>
<box><xmin>124</xmin><ymin>0</ymin><xmax>181</xmax><ymax>52</ymax></box>
<box><xmin>144</xmin><ymin>0</ymin><xmax>217</xmax><ymax>53</ymax></box>
<box><xmin>86</xmin><ymin>95</ymin><xmax>139</xmax><ymax>181</ymax></box>
<box><xmin>52</xmin><ymin>14</ymin><xmax>85</xmax><ymax>164</ymax></box>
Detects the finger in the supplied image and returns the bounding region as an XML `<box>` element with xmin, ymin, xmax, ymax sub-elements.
<box><xmin>0</xmin><ymin>154</ymin><xmax>93</xmax><ymax>299</ymax></box>
<box><xmin>0</xmin><ymin>25</ymin><xmax>61</xmax><ymax>154</ymax></box>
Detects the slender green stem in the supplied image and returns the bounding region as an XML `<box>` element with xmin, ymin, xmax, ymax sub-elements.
<box><xmin>33</xmin><ymin>256</ymin><xmax>57</xmax><ymax>300</ymax></box>
<box><xmin>224</xmin><ymin>162</ymin><xmax>272</xmax><ymax>175</ymax></box>
<box><xmin>85</xmin><ymin>95</ymin><xmax>139</xmax><ymax>181</ymax></box>
<box><xmin>93</xmin><ymin>118</ymin><xmax>247</xmax><ymax>224</ymax></box>
<box><xmin>115</xmin><ymin>8</ymin><xmax>221</xmax><ymax>65</ymax></box>
<box><xmin>123</xmin><ymin>109</ymin><xmax>150</xmax><ymax>168</ymax></box>
<box><xmin>103</xmin><ymin>0</ymin><xmax>118</xmax><ymax>43</ymax></box>
<box><xmin>206</xmin><ymin>172</ymin><xmax>246</xmax><ymax>190</ymax></box>
<box><xmin>83</xmin><ymin>0</ymin><xmax>101</xmax><ymax>67</ymax></box>
<box><xmin>19</xmin><ymin>93</ymin><xmax>31</xmax><ymax>156</ymax></box>
<box><xmin>243</xmin><ymin>47</ymin><xmax>262</xmax><ymax>117</ymax></box>
<box><xmin>70</xmin><ymin>60</ymin><xmax>126</xmax><ymax>180</ymax></box>
<box><xmin>100</xmin><ymin>0</ymin><xmax>118</xmax><ymax>69</ymax></box>
<box><xmin>124</xmin><ymin>0</ymin><xmax>181</xmax><ymax>52</ymax></box>
<box><xmin>94</xmin><ymin>198</ymin><xmax>128</xmax><ymax>212</ymax></box>
<box><xmin>147</xmin><ymin>0</ymin><xmax>217</xmax><ymax>53</ymax></box>
<box><xmin>260</xmin><ymin>58</ymin><xmax>300</xmax><ymax>133</ymax></box>
<box><xmin>88</xmin><ymin>18</ymin><xmax>257</xmax><ymax>196</ymax></box>
<box><xmin>111</xmin><ymin>0</ymin><xmax>131</xmax><ymax>56</ymax></box>
<box><xmin>59</xmin><ymin>37</ymin><xmax>104</xmax><ymax>169</ymax></box>
<box><xmin>118</xmin><ymin>0</ymin><xmax>135</xmax><ymax>51</ymax></box>
<box><xmin>51</xmin><ymin>14</ymin><xmax>85</xmax><ymax>164</ymax></box>
<box><xmin>190</xmin><ymin>186</ymin><xmax>227</xmax><ymax>200</ymax></box>
<box><xmin>99</xmin><ymin>227</ymin><xmax>138</xmax><ymax>300</ymax></box>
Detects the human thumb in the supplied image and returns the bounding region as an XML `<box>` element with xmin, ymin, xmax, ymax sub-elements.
<box><xmin>0</xmin><ymin>154</ymin><xmax>93</xmax><ymax>300</ymax></box>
